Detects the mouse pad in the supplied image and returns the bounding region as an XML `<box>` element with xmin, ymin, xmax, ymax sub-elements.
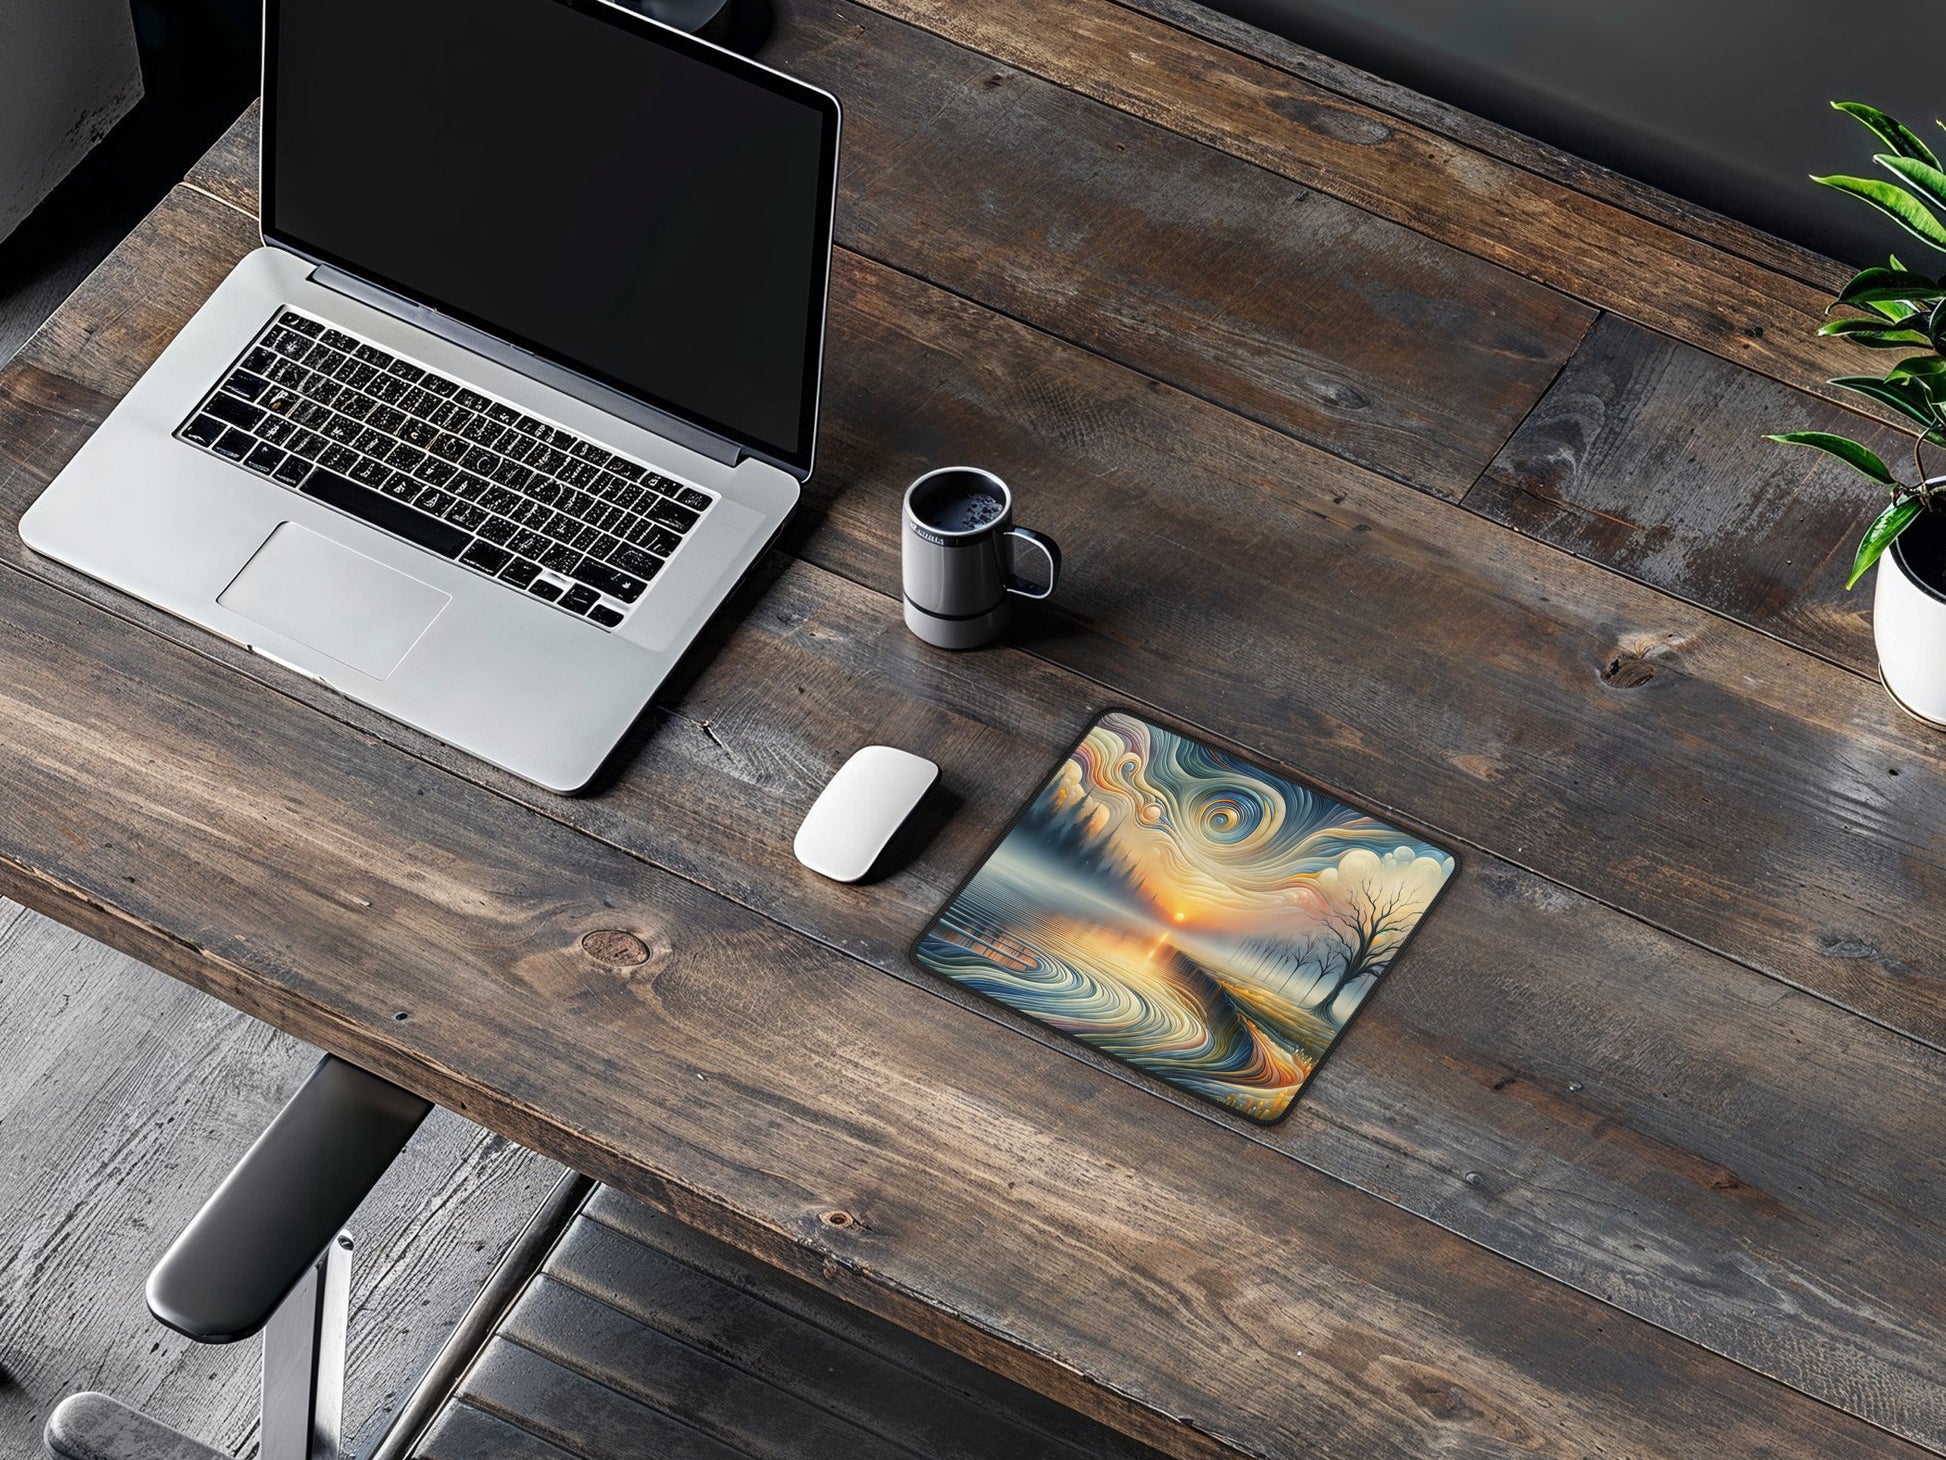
<box><xmin>914</xmin><ymin>711</ymin><xmax>1457</xmax><ymax>1124</ymax></box>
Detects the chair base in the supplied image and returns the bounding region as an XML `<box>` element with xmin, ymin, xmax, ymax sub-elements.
<box><xmin>44</xmin><ymin>1393</ymin><xmax>227</xmax><ymax>1460</ymax></box>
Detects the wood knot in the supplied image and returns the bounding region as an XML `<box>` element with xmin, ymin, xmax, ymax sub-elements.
<box><xmin>819</xmin><ymin>1209</ymin><xmax>856</xmax><ymax>1229</ymax></box>
<box><xmin>581</xmin><ymin>929</ymin><xmax>651</xmax><ymax>966</ymax></box>
<box><xmin>1599</xmin><ymin>633</ymin><xmax>1684</xmax><ymax>690</ymax></box>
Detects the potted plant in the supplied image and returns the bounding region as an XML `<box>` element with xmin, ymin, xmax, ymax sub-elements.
<box><xmin>1769</xmin><ymin>101</ymin><xmax>1946</xmax><ymax>726</ymax></box>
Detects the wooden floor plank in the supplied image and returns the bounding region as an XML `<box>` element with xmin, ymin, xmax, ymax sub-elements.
<box><xmin>836</xmin><ymin>0</ymin><xmax>1900</xmax><ymax>438</ymax></box>
<box><xmin>415</xmin><ymin>1401</ymin><xmax>581</xmax><ymax>1460</ymax></box>
<box><xmin>0</xmin><ymin>900</ymin><xmax>563</xmax><ymax>1459</ymax></box>
<box><xmin>1466</xmin><ymin>314</ymin><xmax>1901</xmax><ymax>676</ymax></box>
<box><xmin>563</xmin><ymin>1200</ymin><xmax>1154</xmax><ymax>1460</ymax></box>
<box><xmin>2</xmin><ymin>183</ymin><xmax>1943</xmax><ymax>1446</ymax></box>
<box><xmin>0</xmin><ymin>503</ymin><xmax>1924</xmax><ymax>1458</ymax></box>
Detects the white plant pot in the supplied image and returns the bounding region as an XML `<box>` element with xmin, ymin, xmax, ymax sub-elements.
<box><xmin>1874</xmin><ymin>507</ymin><xmax>1946</xmax><ymax>728</ymax></box>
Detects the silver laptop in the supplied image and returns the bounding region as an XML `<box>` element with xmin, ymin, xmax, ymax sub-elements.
<box><xmin>21</xmin><ymin>0</ymin><xmax>841</xmax><ymax>793</ymax></box>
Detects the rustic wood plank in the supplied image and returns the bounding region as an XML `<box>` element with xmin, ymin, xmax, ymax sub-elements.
<box><xmin>1466</xmin><ymin>314</ymin><xmax>1904</xmax><ymax>675</ymax></box>
<box><xmin>0</xmin><ymin>899</ymin><xmax>563</xmax><ymax>1458</ymax></box>
<box><xmin>829</xmin><ymin>0</ymin><xmax>1902</xmax><ymax>436</ymax></box>
<box><xmin>416</xmin><ymin>1401</ymin><xmax>580</xmax><ymax>1460</ymax></box>
<box><xmin>1110</xmin><ymin>0</ymin><xmax>1848</xmax><ymax>293</ymax></box>
<box><xmin>3</xmin><ymin>183</ymin><xmax>1945</xmax><ymax>1445</ymax></box>
<box><xmin>0</xmin><ymin>517</ymin><xmax>1925</xmax><ymax>1459</ymax></box>
<box><xmin>558</xmin><ymin>1200</ymin><xmax>1156</xmax><ymax>1460</ymax></box>
<box><xmin>168</xmin><ymin>117</ymin><xmax>1946</xmax><ymax>1051</ymax></box>
<box><xmin>181</xmin><ymin>2</ymin><xmax>1595</xmax><ymax>506</ymax></box>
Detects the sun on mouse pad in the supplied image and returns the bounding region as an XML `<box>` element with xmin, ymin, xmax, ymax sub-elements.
<box><xmin>914</xmin><ymin>711</ymin><xmax>1457</xmax><ymax>1124</ymax></box>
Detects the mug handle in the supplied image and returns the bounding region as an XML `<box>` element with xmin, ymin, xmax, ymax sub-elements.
<box><xmin>1004</xmin><ymin>526</ymin><xmax>1061</xmax><ymax>600</ymax></box>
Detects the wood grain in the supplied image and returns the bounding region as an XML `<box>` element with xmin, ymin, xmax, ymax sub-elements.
<box><xmin>1467</xmin><ymin>315</ymin><xmax>1906</xmax><ymax>675</ymax></box>
<box><xmin>0</xmin><ymin>901</ymin><xmax>563</xmax><ymax>1457</ymax></box>
<box><xmin>0</xmin><ymin>493</ymin><xmax>1927</xmax><ymax>1460</ymax></box>
<box><xmin>172</xmin><ymin>108</ymin><xmax>1946</xmax><ymax>1053</ymax></box>
<box><xmin>3</xmin><ymin>183</ymin><xmax>1944</xmax><ymax>1445</ymax></box>
<box><xmin>838</xmin><ymin>0</ymin><xmax>1906</xmax><ymax>436</ymax></box>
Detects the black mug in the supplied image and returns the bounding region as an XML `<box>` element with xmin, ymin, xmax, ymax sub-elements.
<box><xmin>901</xmin><ymin>467</ymin><xmax>1060</xmax><ymax>650</ymax></box>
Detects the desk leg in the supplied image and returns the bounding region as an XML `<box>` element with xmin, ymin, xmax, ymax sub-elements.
<box><xmin>260</xmin><ymin>1232</ymin><xmax>351</xmax><ymax>1460</ymax></box>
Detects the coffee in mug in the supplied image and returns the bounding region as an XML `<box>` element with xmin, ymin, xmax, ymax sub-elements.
<box><xmin>902</xmin><ymin>467</ymin><xmax>1060</xmax><ymax>650</ymax></box>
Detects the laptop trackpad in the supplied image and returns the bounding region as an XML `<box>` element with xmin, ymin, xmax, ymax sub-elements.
<box><xmin>218</xmin><ymin>523</ymin><xmax>449</xmax><ymax>680</ymax></box>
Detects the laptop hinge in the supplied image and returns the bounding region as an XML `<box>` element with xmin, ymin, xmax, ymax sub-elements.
<box><xmin>310</xmin><ymin>265</ymin><xmax>743</xmax><ymax>469</ymax></box>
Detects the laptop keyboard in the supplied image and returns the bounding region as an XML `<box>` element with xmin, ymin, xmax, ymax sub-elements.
<box><xmin>174</xmin><ymin>310</ymin><xmax>718</xmax><ymax>631</ymax></box>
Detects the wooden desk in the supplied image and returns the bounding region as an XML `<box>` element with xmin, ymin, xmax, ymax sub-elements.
<box><xmin>1</xmin><ymin>3</ymin><xmax>1940</xmax><ymax>1456</ymax></box>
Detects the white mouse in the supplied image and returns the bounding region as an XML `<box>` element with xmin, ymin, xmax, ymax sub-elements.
<box><xmin>794</xmin><ymin>746</ymin><xmax>940</xmax><ymax>882</ymax></box>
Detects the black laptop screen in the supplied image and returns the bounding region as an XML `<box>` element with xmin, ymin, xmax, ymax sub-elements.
<box><xmin>265</xmin><ymin>0</ymin><xmax>839</xmax><ymax>473</ymax></box>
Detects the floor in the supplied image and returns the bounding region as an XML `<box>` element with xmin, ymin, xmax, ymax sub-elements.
<box><xmin>0</xmin><ymin>897</ymin><xmax>563</xmax><ymax>1457</ymax></box>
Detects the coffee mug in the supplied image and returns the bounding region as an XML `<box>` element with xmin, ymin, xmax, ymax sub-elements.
<box><xmin>902</xmin><ymin>467</ymin><xmax>1061</xmax><ymax>650</ymax></box>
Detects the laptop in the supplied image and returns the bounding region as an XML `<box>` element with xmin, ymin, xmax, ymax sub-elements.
<box><xmin>20</xmin><ymin>0</ymin><xmax>841</xmax><ymax>793</ymax></box>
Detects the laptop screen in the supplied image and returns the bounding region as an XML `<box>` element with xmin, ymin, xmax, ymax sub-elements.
<box><xmin>264</xmin><ymin>0</ymin><xmax>840</xmax><ymax>475</ymax></box>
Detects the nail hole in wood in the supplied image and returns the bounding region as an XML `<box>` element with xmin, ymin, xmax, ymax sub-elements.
<box><xmin>821</xmin><ymin>1209</ymin><xmax>855</xmax><ymax>1229</ymax></box>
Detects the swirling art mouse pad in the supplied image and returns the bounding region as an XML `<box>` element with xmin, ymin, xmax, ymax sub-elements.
<box><xmin>914</xmin><ymin>711</ymin><xmax>1457</xmax><ymax>1124</ymax></box>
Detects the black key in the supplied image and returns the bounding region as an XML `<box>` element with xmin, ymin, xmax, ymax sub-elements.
<box><xmin>350</xmin><ymin>455</ymin><xmax>392</xmax><ymax>488</ymax></box>
<box><xmin>510</xmin><ymin>530</ymin><xmax>552</xmax><ymax>560</ymax></box>
<box><xmin>569</xmin><ymin>440</ymin><xmax>612</xmax><ymax>466</ymax></box>
<box><xmin>644</xmin><ymin>496</ymin><xmax>699</xmax><ymax>532</ymax></box>
<box><xmin>205</xmin><ymin>393</ymin><xmax>266</xmax><ymax>431</ymax></box>
<box><xmin>543</xmin><ymin>425</ymin><xmax>579</xmax><ymax>449</ymax></box>
<box><xmin>515</xmin><ymin>413</ymin><xmax>550</xmax><ymax>438</ymax></box>
<box><xmin>320</xmin><ymin>416</ymin><xmax>360</xmax><ymax>444</ymax></box>
<box><xmin>387</xmin><ymin>360</ymin><xmax>425</xmax><ymax>384</ymax></box>
<box><xmin>308</xmin><ymin>379</ymin><xmax>344</xmax><ymax>407</ymax></box>
<box><xmin>420</xmin><ymin>373</ymin><xmax>459</xmax><ymax>397</ymax></box>
<box><xmin>213</xmin><ymin>428</ymin><xmax>254</xmax><ymax>460</ymax></box>
<box><xmin>398</xmin><ymin>418</ymin><xmax>438</xmax><ymax>447</ymax></box>
<box><xmin>452</xmin><ymin>388</ymin><xmax>490</xmax><ymax>412</ymax></box>
<box><xmin>265</xmin><ymin>326</ymin><xmax>308</xmax><ymax>355</ymax></box>
<box><xmin>428</xmin><ymin>399</ymin><xmax>467</xmax><ymax>429</ymax></box>
<box><xmin>354</xmin><ymin>342</ymin><xmax>393</xmax><ymax>366</ymax></box>
<box><xmin>399</xmin><ymin>387</ymin><xmax>439</xmax><ymax>416</ymax></box>
<box><xmin>445</xmin><ymin>500</ymin><xmax>489</xmax><ymax>531</ymax></box>
<box><xmin>244</xmin><ymin>442</ymin><xmax>286</xmax><ymax>475</ymax></box>
<box><xmin>450</xmin><ymin>472</ymin><xmax>489</xmax><ymax>500</ymax></box>
<box><xmin>301</xmin><ymin>469</ymin><xmax>467</xmax><ymax>558</ymax></box>
<box><xmin>430</xmin><ymin>432</ymin><xmax>468</xmax><ymax>462</ymax></box>
<box><xmin>258</xmin><ymin>417</ymin><xmax>298</xmax><ymax>446</ymax></box>
<box><xmin>272</xmin><ymin>456</ymin><xmax>312</xmax><ymax>488</ymax></box>
<box><xmin>525</xmin><ymin>476</ymin><xmax>560</xmax><ymax>506</ymax></box>
<box><xmin>559</xmin><ymin>488</ymin><xmax>597</xmax><ymax>520</ymax></box>
<box><xmin>568</xmin><ymin>523</ymin><xmax>601</xmax><ymax>551</ymax></box>
<box><xmin>479</xmin><ymin>486</ymin><xmax>521</xmax><ymax>516</ymax></box>
<box><xmin>485</xmin><ymin>403</ymin><xmax>521</xmax><ymax>425</ymax></box>
<box><xmin>460</xmin><ymin>418</ymin><xmax>505</xmax><ymax>449</ymax></box>
<box><xmin>610</xmin><ymin>545</ymin><xmax>666</xmax><ymax>581</ymax></box>
<box><xmin>608</xmin><ymin>459</ymin><xmax>645</xmax><ymax>483</ymax></box>
<box><xmin>387</xmin><ymin>443</ymin><xmax>426</xmax><ymax>471</ymax></box>
<box><xmin>266</xmin><ymin>358</ymin><xmax>308</xmax><ymax>387</ymax></box>
<box><xmin>337</xmin><ymin>392</ymin><xmax>376</xmax><ymax>422</ymax></box>
<box><xmin>499</xmin><ymin>557</ymin><xmax>541</xmax><ymax>588</ymax></box>
<box><xmin>478</xmin><ymin>516</ymin><xmax>518</xmax><ymax>546</ymax></box>
<box><xmin>412</xmin><ymin>458</ymin><xmax>457</xmax><ymax>486</ymax></box>
<box><xmin>261</xmin><ymin>387</ymin><xmax>301</xmax><ymax>416</ymax></box>
<box><xmin>180</xmin><ymin>414</ymin><xmax>225</xmax><ymax>447</ymax></box>
<box><xmin>461</xmin><ymin>446</ymin><xmax>500</xmax><ymax>474</ymax></box>
<box><xmin>627</xmin><ymin>522</ymin><xmax>682</xmax><ymax>556</ymax></box>
<box><xmin>527</xmin><ymin>445</ymin><xmax>567</xmax><ymax>475</ymax></box>
<box><xmin>302</xmin><ymin>342</ymin><xmax>341</xmax><ymax>370</ymax></box>
<box><xmin>590</xmin><ymin>504</ymin><xmax>626</xmax><ymax>533</ymax></box>
<box><xmin>675</xmin><ymin>486</ymin><xmax>712</xmax><ymax>512</ymax></box>
<box><xmin>223</xmin><ymin>371</ymin><xmax>269</xmax><ymax>402</ymax></box>
<box><xmin>568</xmin><ymin>557</ymin><xmax>647</xmax><ymax>603</ymax></box>
<box><xmin>490</xmin><ymin>460</ymin><xmax>535</xmax><ymax>492</ymax></box>
<box><xmin>497</xmin><ymin>433</ymin><xmax>535</xmax><ymax>465</ymax></box>
<box><xmin>415</xmin><ymin>487</ymin><xmax>455</xmax><ymax>516</ymax></box>
<box><xmin>288</xmin><ymin>431</ymin><xmax>327</xmax><ymax>460</ymax></box>
<box><xmin>367</xmin><ymin>374</ymin><xmax>406</xmax><ymax>405</ymax></box>
<box><xmin>610</xmin><ymin>482</ymin><xmax>646</xmax><ymax>512</ymax></box>
<box><xmin>587</xmin><ymin>604</ymin><xmax>624</xmax><ymax>629</ymax></box>
<box><xmin>352</xmin><ymin>427</ymin><xmax>391</xmax><ymax>456</ymax></box>
<box><xmin>281</xmin><ymin>312</ymin><xmax>324</xmax><ymax>337</ymax></box>
<box><xmin>529</xmin><ymin>579</ymin><xmax>564</xmax><ymax>602</ymax></box>
<box><xmin>541</xmin><ymin>510</ymin><xmax>582</xmax><ymax>541</ymax></box>
<box><xmin>461</xmin><ymin>540</ymin><xmax>512</xmax><ymax>574</ymax></box>
<box><xmin>560</xmin><ymin>584</ymin><xmax>599</xmax><ymax>614</ymax></box>
<box><xmin>290</xmin><ymin>401</ymin><xmax>332</xmax><ymax>429</ymax></box>
<box><xmin>560</xmin><ymin>459</ymin><xmax>600</xmax><ymax>489</ymax></box>
<box><xmin>319</xmin><ymin>328</ymin><xmax>358</xmax><ymax>352</ymax></box>
<box><xmin>243</xmin><ymin>347</ymin><xmax>279</xmax><ymax>375</ymax></box>
<box><xmin>336</xmin><ymin>361</ymin><xmax>379</xmax><ymax>389</ymax></box>
<box><xmin>539</xmin><ymin>543</ymin><xmax>581</xmax><ymax>574</ymax></box>
<box><xmin>381</xmin><ymin>472</ymin><xmax>420</xmax><ymax>502</ymax></box>
<box><xmin>368</xmin><ymin>405</ymin><xmax>407</xmax><ymax>435</ymax></box>
<box><xmin>319</xmin><ymin>444</ymin><xmax>360</xmax><ymax>473</ymax></box>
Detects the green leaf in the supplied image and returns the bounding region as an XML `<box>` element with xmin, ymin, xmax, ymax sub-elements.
<box><xmin>1834</xmin><ymin>101</ymin><xmax>1941</xmax><ymax>168</ymax></box>
<box><xmin>1818</xmin><ymin>315</ymin><xmax>1932</xmax><ymax>346</ymax></box>
<box><xmin>1766</xmin><ymin>431</ymin><xmax>1898</xmax><ymax>484</ymax></box>
<box><xmin>1814</xmin><ymin>174</ymin><xmax>1946</xmax><ymax>250</ymax></box>
<box><xmin>1930</xmin><ymin>299</ymin><xmax>1946</xmax><ymax>353</ymax></box>
<box><xmin>1827</xmin><ymin>374</ymin><xmax>1943</xmax><ymax>429</ymax></box>
<box><xmin>1837</xmin><ymin>266</ymin><xmax>1946</xmax><ymax>305</ymax></box>
<box><xmin>1887</xmin><ymin>353</ymin><xmax>1946</xmax><ymax>381</ymax></box>
<box><xmin>1880</xmin><ymin>153</ymin><xmax>1946</xmax><ymax>215</ymax></box>
<box><xmin>1848</xmin><ymin>497</ymin><xmax>1924</xmax><ymax>588</ymax></box>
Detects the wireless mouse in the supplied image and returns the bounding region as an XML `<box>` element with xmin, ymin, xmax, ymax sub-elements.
<box><xmin>794</xmin><ymin>746</ymin><xmax>940</xmax><ymax>882</ymax></box>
